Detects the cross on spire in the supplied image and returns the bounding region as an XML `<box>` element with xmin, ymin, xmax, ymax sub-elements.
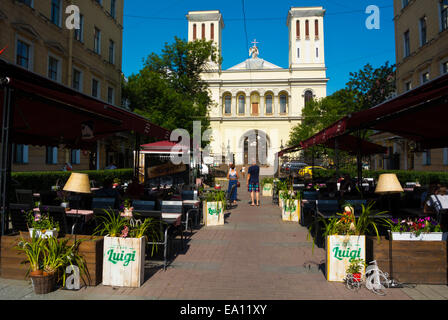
<box><xmin>251</xmin><ymin>39</ymin><xmax>259</xmax><ymax>47</ymax></box>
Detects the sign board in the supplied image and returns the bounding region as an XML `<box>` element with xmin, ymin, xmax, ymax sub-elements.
<box><xmin>102</xmin><ymin>236</ymin><xmax>145</xmax><ymax>288</ymax></box>
<box><xmin>282</xmin><ymin>199</ymin><xmax>300</xmax><ymax>222</ymax></box>
<box><xmin>326</xmin><ymin>235</ymin><xmax>366</xmax><ymax>282</ymax></box>
<box><xmin>147</xmin><ymin>162</ymin><xmax>187</xmax><ymax>179</ymax></box>
<box><xmin>205</xmin><ymin>201</ymin><xmax>224</xmax><ymax>226</ymax></box>
<box><xmin>262</xmin><ymin>183</ymin><xmax>273</xmax><ymax>197</ymax></box>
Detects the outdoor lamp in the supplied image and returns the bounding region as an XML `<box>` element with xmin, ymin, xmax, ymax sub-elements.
<box><xmin>374</xmin><ymin>173</ymin><xmax>404</xmax><ymax>194</ymax></box>
<box><xmin>63</xmin><ymin>172</ymin><xmax>92</xmax><ymax>194</ymax></box>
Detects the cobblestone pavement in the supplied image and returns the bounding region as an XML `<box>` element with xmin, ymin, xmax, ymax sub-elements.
<box><xmin>1</xmin><ymin>180</ymin><xmax>448</xmax><ymax>300</ymax></box>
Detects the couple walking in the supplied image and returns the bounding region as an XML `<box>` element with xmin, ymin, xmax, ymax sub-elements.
<box><xmin>227</xmin><ymin>161</ymin><xmax>260</xmax><ymax>207</ymax></box>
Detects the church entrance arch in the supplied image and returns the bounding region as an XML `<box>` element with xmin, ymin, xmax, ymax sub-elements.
<box><xmin>239</xmin><ymin>130</ymin><xmax>270</xmax><ymax>165</ymax></box>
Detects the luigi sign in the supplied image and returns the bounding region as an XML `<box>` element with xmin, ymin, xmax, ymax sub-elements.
<box><xmin>204</xmin><ymin>201</ymin><xmax>224</xmax><ymax>226</ymax></box>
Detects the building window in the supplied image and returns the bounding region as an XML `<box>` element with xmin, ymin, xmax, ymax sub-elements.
<box><xmin>18</xmin><ymin>0</ymin><xmax>33</xmax><ymax>7</ymax></box>
<box><xmin>107</xmin><ymin>87</ymin><xmax>114</xmax><ymax>104</ymax></box>
<box><xmin>238</xmin><ymin>94</ymin><xmax>245</xmax><ymax>114</ymax></box>
<box><xmin>202</xmin><ymin>23</ymin><xmax>205</xmax><ymax>39</ymax></box>
<box><xmin>279</xmin><ymin>94</ymin><xmax>287</xmax><ymax>114</ymax></box>
<box><xmin>422</xmin><ymin>150</ymin><xmax>431</xmax><ymax>166</ymax></box>
<box><xmin>110</xmin><ymin>0</ymin><xmax>116</xmax><ymax>19</ymax></box>
<box><xmin>210</xmin><ymin>23</ymin><xmax>214</xmax><ymax>40</ymax></box>
<box><xmin>48</xmin><ymin>56</ymin><xmax>60</xmax><ymax>82</ymax></box>
<box><xmin>16</xmin><ymin>39</ymin><xmax>31</xmax><ymax>70</ymax></box>
<box><xmin>316</xmin><ymin>47</ymin><xmax>319</xmax><ymax>58</ymax></box>
<box><xmin>296</xmin><ymin>20</ymin><xmax>300</xmax><ymax>39</ymax></box>
<box><xmin>92</xmin><ymin>78</ymin><xmax>100</xmax><ymax>98</ymax></box>
<box><xmin>304</xmin><ymin>90</ymin><xmax>313</xmax><ymax>106</ymax></box>
<box><xmin>297</xmin><ymin>48</ymin><xmax>300</xmax><ymax>58</ymax></box>
<box><xmin>421</xmin><ymin>72</ymin><xmax>430</xmax><ymax>84</ymax></box>
<box><xmin>442</xmin><ymin>0</ymin><xmax>448</xmax><ymax>31</ymax></box>
<box><xmin>74</xmin><ymin>14</ymin><xmax>84</xmax><ymax>42</ymax></box>
<box><xmin>72</xmin><ymin>68</ymin><xmax>82</xmax><ymax>91</ymax></box>
<box><xmin>403</xmin><ymin>30</ymin><xmax>410</xmax><ymax>58</ymax></box>
<box><xmin>46</xmin><ymin>146</ymin><xmax>58</xmax><ymax>165</ymax></box>
<box><xmin>305</xmin><ymin>20</ymin><xmax>309</xmax><ymax>39</ymax></box>
<box><xmin>402</xmin><ymin>0</ymin><xmax>409</xmax><ymax>8</ymax></box>
<box><xmin>193</xmin><ymin>24</ymin><xmax>197</xmax><ymax>40</ymax></box>
<box><xmin>224</xmin><ymin>95</ymin><xmax>231</xmax><ymax>114</ymax></box>
<box><xmin>71</xmin><ymin>149</ymin><xmax>81</xmax><ymax>165</ymax></box>
<box><xmin>420</xmin><ymin>17</ymin><xmax>427</xmax><ymax>46</ymax></box>
<box><xmin>405</xmin><ymin>81</ymin><xmax>412</xmax><ymax>92</ymax></box>
<box><xmin>109</xmin><ymin>40</ymin><xmax>115</xmax><ymax>64</ymax></box>
<box><xmin>51</xmin><ymin>0</ymin><xmax>61</xmax><ymax>26</ymax></box>
<box><xmin>315</xmin><ymin>20</ymin><xmax>319</xmax><ymax>39</ymax></box>
<box><xmin>94</xmin><ymin>27</ymin><xmax>101</xmax><ymax>54</ymax></box>
<box><xmin>265</xmin><ymin>94</ymin><xmax>273</xmax><ymax>114</ymax></box>
<box><xmin>13</xmin><ymin>144</ymin><xmax>28</xmax><ymax>164</ymax></box>
<box><xmin>442</xmin><ymin>61</ymin><xmax>448</xmax><ymax>74</ymax></box>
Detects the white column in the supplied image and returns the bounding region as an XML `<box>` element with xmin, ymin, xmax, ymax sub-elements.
<box><xmin>232</xmin><ymin>95</ymin><xmax>237</xmax><ymax>116</ymax></box>
<box><xmin>274</xmin><ymin>95</ymin><xmax>279</xmax><ymax>116</ymax></box>
<box><xmin>260</xmin><ymin>95</ymin><xmax>265</xmax><ymax>117</ymax></box>
<box><xmin>245</xmin><ymin>93</ymin><xmax>250</xmax><ymax>117</ymax></box>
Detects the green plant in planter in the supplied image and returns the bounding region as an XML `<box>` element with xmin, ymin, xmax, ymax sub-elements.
<box><xmin>129</xmin><ymin>215</ymin><xmax>163</xmax><ymax>256</ymax></box>
<box><xmin>205</xmin><ymin>190</ymin><xmax>227</xmax><ymax>211</ymax></box>
<box><xmin>283</xmin><ymin>191</ymin><xmax>301</xmax><ymax>211</ymax></box>
<box><xmin>93</xmin><ymin>209</ymin><xmax>127</xmax><ymax>237</ymax></box>
<box><xmin>25</xmin><ymin>209</ymin><xmax>60</xmax><ymax>234</ymax></box>
<box><xmin>346</xmin><ymin>258</ymin><xmax>366</xmax><ymax>275</ymax></box>
<box><xmin>15</xmin><ymin>233</ymin><xmax>45</xmax><ymax>275</ymax></box>
<box><xmin>261</xmin><ymin>177</ymin><xmax>274</xmax><ymax>187</ymax></box>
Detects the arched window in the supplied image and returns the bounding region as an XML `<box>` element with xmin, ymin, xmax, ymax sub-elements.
<box><xmin>296</xmin><ymin>20</ymin><xmax>300</xmax><ymax>39</ymax></box>
<box><xmin>193</xmin><ymin>24</ymin><xmax>197</xmax><ymax>40</ymax></box>
<box><xmin>250</xmin><ymin>92</ymin><xmax>260</xmax><ymax>116</ymax></box>
<box><xmin>223</xmin><ymin>94</ymin><xmax>231</xmax><ymax>115</ymax></box>
<box><xmin>305</xmin><ymin>20</ymin><xmax>309</xmax><ymax>39</ymax></box>
<box><xmin>211</xmin><ymin>23</ymin><xmax>214</xmax><ymax>40</ymax></box>
<box><xmin>304</xmin><ymin>90</ymin><xmax>314</xmax><ymax>106</ymax></box>
<box><xmin>265</xmin><ymin>94</ymin><xmax>273</xmax><ymax>114</ymax></box>
<box><xmin>201</xmin><ymin>23</ymin><xmax>205</xmax><ymax>39</ymax></box>
<box><xmin>279</xmin><ymin>94</ymin><xmax>288</xmax><ymax>114</ymax></box>
<box><xmin>315</xmin><ymin>20</ymin><xmax>319</xmax><ymax>39</ymax></box>
<box><xmin>238</xmin><ymin>94</ymin><xmax>245</xmax><ymax>114</ymax></box>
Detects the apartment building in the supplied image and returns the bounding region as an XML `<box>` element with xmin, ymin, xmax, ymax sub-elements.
<box><xmin>0</xmin><ymin>0</ymin><xmax>127</xmax><ymax>171</ymax></box>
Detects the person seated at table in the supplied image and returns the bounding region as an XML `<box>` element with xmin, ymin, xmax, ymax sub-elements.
<box><xmin>423</xmin><ymin>185</ymin><xmax>447</xmax><ymax>215</ymax></box>
<box><xmin>125</xmin><ymin>177</ymin><xmax>144</xmax><ymax>199</ymax></box>
<box><xmin>339</xmin><ymin>174</ymin><xmax>354</xmax><ymax>196</ymax></box>
<box><xmin>94</xmin><ymin>178</ymin><xmax>122</xmax><ymax>203</ymax></box>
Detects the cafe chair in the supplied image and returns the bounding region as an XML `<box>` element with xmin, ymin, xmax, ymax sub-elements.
<box><xmin>39</xmin><ymin>205</ymin><xmax>69</xmax><ymax>237</ymax></box>
<box><xmin>182</xmin><ymin>190</ymin><xmax>201</xmax><ymax>227</ymax></box>
<box><xmin>300</xmin><ymin>191</ymin><xmax>319</xmax><ymax>227</ymax></box>
<box><xmin>9</xmin><ymin>203</ymin><xmax>32</xmax><ymax>232</ymax></box>
<box><xmin>15</xmin><ymin>189</ymin><xmax>34</xmax><ymax>206</ymax></box>
<box><xmin>161</xmin><ymin>200</ymin><xmax>187</xmax><ymax>243</ymax></box>
<box><xmin>132</xmin><ymin>200</ymin><xmax>156</xmax><ymax>211</ymax></box>
<box><xmin>92</xmin><ymin>197</ymin><xmax>115</xmax><ymax>210</ymax></box>
<box><xmin>314</xmin><ymin>200</ymin><xmax>340</xmax><ymax>247</ymax></box>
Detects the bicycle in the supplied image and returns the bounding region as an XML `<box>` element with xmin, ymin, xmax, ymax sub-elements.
<box><xmin>344</xmin><ymin>260</ymin><xmax>390</xmax><ymax>296</ymax></box>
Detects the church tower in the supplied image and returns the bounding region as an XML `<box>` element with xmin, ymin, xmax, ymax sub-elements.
<box><xmin>287</xmin><ymin>7</ymin><xmax>326</xmax><ymax>69</ymax></box>
<box><xmin>186</xmin><ymin>10</ymin><xmax>224</xmax><ymax>70</ymax></box>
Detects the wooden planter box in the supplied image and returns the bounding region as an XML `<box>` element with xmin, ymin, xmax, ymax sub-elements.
<box><xmin>0</xmin><ymin>232</ymin><xmax>104</xmax><ymax>286</ymax></box>
<box><xmin>262</xmin><ymin>184</ymin><xmax>273</xmax><ymax>197</ymax></box>
<box><xmin>367</xmin><ymin>236</ymin><xmax>447</xmax><ymax>285</ymax></box>
<box><xmin>102</xmin><ymin>236</ymin><xmax>145</xmax><ymax>288</ymax></box>
<box><xmin>326</xmin><ymin>235</ymin><xmax>366</xmax><ymax>282</ymax></box>
<box><xmin>203</xmin><ymin>201</ymin><xmax>224</xmax><ymax>226</ymax></box>
<box><xmin>282</xmin><ymin>199</ymin><xmax>300</xmax><ymax>222</ymax></box>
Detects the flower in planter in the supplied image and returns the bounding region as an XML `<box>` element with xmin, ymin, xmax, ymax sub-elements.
<box><xmin>389</xmin><ymin>216</ymin><xmax>441</xmax><ymax>236</ymax></box>
<box><xmin>121</xmin><ymin>225</ymin><xmax>129</xmax><ymax>238</ymax></box>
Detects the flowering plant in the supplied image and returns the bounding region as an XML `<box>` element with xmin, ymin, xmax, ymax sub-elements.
<box><xmin>25</xmin><ymin>209</ymin><xmax>59</xmax><ymax>232</ymax></box>
<box><xmin>389</xmin><ymin>217</ymin><xmax>441</xmax><ymax>237</ymax></box>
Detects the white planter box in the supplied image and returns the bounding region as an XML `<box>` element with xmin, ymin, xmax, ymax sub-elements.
<box><xmin>262</xmin><ymin>184</ymin><xmax>273</xmax><ymax>197</ymax></box>
<box><xmin>391</xmin><ymin>232</ymin><xmax>448</xmax><ymax>241</ymax></box>
<box><xmin>326</xmin><ymin>235</ymin><xmax>366</xmax><ymax>282</ymax></box>
<box><xmin>29</xmin><ymin>228</ymin><xmax>58</xmax><ymax>239</ymax></box>
<box><xmin>204</xmin><ymin>201</ymin><xmax>224</xmax><ymax>226</ymax></box>
<box><xmin>282</xmin><ymin>199</ymin><xmax>300</xmax><ymax>222</ymax></box>
<box><xmin>102</xmin><ymin>236</ymin><xmax>145</xmax><ymax>288</ymax></box>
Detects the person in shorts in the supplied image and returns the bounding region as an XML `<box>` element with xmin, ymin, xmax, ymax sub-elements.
<box><xmin>246</xmin><ymin>160</ymin><xmax>260</xmax><ymax>206</ymax></box>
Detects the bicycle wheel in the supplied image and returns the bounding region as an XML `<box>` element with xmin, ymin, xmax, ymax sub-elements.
<box><xmin>366</xmin><ymin>272</ymin><xmax>389</xmax><ymax>296</ymax></box>
<box><xmin>345</xmin><ymin>275</ymin><xmax>362</xmax><ymax>291</ymax></box>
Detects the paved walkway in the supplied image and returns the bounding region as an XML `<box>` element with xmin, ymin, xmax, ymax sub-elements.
<box><xmin>1</xmin><ymin>180</ymin><xmax>448</xmax><ymax>300</ymax></box>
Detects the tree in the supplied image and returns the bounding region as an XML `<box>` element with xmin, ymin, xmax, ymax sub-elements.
<box><xmin>122</xmin><ymin>37</ymin><xmax>221</xmax><ymax>139</ymax></box>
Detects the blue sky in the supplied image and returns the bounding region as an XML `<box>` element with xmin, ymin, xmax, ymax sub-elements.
<box><xmin>122</xmin><ymin>0</ymin><xmax>396</xmax><ymax>95</ymax></box>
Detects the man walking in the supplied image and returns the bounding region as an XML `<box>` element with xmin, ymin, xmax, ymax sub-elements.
<box><xmin>246</xmin><ymin>160</ymin><xmax>260</xmax><ymax>206</ymax></box>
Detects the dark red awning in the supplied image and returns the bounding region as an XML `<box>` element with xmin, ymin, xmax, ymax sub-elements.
<box><xmin>0</xmin><ymin>59</ymin><xmax>171</xmax><ymax>149</ymax></box>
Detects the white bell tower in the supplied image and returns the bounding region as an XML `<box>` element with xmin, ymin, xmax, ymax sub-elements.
<box><xmin>287</xmin><ymin>7</ymin><xmax>326</xmax><ymax>69</ymax></box>
<box><xmin>186</xmin><ymin>10</ymin><xmax>224</xmax><ymax>70</ymax></box>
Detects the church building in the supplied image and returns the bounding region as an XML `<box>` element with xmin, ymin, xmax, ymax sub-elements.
<box><xmin>186</xmin><ymin>7</ymin><xmax>328</xmax><ymax>167</ymax></box>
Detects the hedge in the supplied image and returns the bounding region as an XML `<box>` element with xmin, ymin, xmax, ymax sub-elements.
<box><xmin>11</xmin><ymin>169</ymin><xmax>134</xmax><ymax>192</ymax></box>
<box><xmin>313</xmin><ymin>169</ymin><xmax>448</xmax><ymax>186</ymax></box>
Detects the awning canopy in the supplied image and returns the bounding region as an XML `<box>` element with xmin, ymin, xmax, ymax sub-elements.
<box><xmin>285</xmin><ymin>73</ymin><xmax>448</xmax><ymax>154</ymax></box>
<box><xmin>140</xmin><ymin>140</ymin><xmax>189</xmax><ymax>154</ymax></box>
<box><xmin>0</xmin><ymin>59</ymin><xmax>171</xmax><ymax>149</ymax></box>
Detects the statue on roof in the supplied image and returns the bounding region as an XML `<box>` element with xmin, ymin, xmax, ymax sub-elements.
<box><xmin>249</xmin><ymin>39</ymin><xmax>259</xmax><ymax>59</ymax></box>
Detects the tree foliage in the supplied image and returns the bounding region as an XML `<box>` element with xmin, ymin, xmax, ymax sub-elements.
<box><xmin>122</xmin><ymin>37</ymin><xmax>221</xmax><ymax>138</ymax></box>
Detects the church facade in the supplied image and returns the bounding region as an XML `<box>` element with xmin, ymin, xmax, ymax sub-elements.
<box><xmin>186</xmin><ymin>7</ymin><xmax>328</xmax><ymax>166</ymax></box>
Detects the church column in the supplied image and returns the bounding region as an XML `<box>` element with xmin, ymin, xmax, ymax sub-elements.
<box><xmin>232</xmin><ymin>94</ymin><xmax>237</xmax><ymax>117</ymax></box>
<box><xmin>274</xmin><ymin>94</ymin><xmax>279</xmax><ymax>116</ymax></box>
<box><xmin>260</xmin><ymin>95</ymin><xmax>265</xmax><ymax>117</ymax></box>
<box><xmin>245</xmin><ymin>92</ymin><xmax>250</xmax><ymax>117</ymax></box>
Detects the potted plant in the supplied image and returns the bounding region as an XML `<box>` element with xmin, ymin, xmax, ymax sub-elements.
<box><xmin>203</xmin><ymin>190</ymin><xmax>226</xmax><ymax>226</ymax></box>
<box><xmin>113</xmin><ymin>178</ymin><xmax>121</xmax><ymax>188</ymax></box>
<box><xmin>56</xmin><ymin>190</ymin><xmax>70</xmax><ymax>208</ymax></box>
<box><xmin>25</xmin><ymin>209</ymin><xmax>59</xmax><ymax>239</ymax></box>
<box><xmin>94</xmin><ymin>209</ymin><xmax>154</xmax><ymax>288</ymax></box>
<box><xmin>388</xmin><ymin>217</ymin><xmax>446</xmax><ymax>241</ymax></box>
<box><xmin>120</xmin><ymin>198</ymin><xmax>134</xmax><ymax>218</ymax></box>
<box><xmin>345</xmin><ymin>258</ymin><xmax>366</xmax><ymax>283</ymax></box>
<box><xmin>314</xmin><ymin>202</ymin><xmax>389</xmax><ymax>282</ymax></box>
<box><xmin>261</xmin><ymin>177</ymin><xmax>274</xmax><ymax>197</ymax></box>
<box><xmin>282</xmin><ymin>191</ymin><xmax>301</xmax><ymax>222</ymax></box>
<box><xmin>277</xmin><ymin>179</ymin><xmax>291</xmax><ymax>208</ymax></box>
